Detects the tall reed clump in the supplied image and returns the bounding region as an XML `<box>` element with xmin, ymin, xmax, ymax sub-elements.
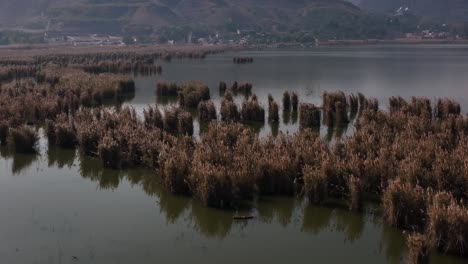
<box><xmin>143</xmin><ymin>105</ymin><xmax>164</xmax><ymax>129</ymax></box>
<box><xmin>98</xmin><ymin>132</ymin><xmax>121</xmax><ymax>169</ymax></box>
<box><xmin>348</xmin><ymin>94</ymin><xmax>359</xmax><ymax>116</ymax></box>
<box><xmin>221</xmin><ymin>92</ymin><xmax>240</xmax><ymax>122</ymax></box>
<box><xmin>436</xmin><ymin>99</ymin><xmax>461</xmax><ymax>119</ymax></box>
<box><xmin>178</xmin><ymin>82</ymin><xmax>210</xmax><ymax>108</ymax></box>
<box><xmin>323</xmin><ymin>91</ymin><xmax>349</xmax><ymax>126</ymax></box>
<box><xmin>163</xmin><ymin>107</ymin><xmax>193</xmax><ymax>135</ymax></box>
<box><xmin>188</xmin><ymin>123</ymin><xmax>257</xmax><ymax>208</ymax></box>
<box><xmin>299</xmin><ymin>103</ymin><xmax>321</xmax><ymax>128</ymax></box>
<box><xmin>229</xmin><ymin>82</ymin><xmax>252</xmax><ymax>96</ymax></box>
<box><xmin>156</xmin><ymin>81</ymin><xmax>179</xmax><ymax>96</ymax></box>
<box><xmin>427</xmin><ymin>192</ymin><xmax>468</xmax><ymax>257</ymax></box>
<box><xmin>198</xmin><ymin>100</ymin><xmax>217</xmax><ymax>122</ymax></box>
<box><xmin>256</xmin><ymin>134</ymin><xmax>297</xmax><ymax>195</ymax></box>
<box><xmin>268</xmin><ymin>100</ymin><xmax>279</xmax><ymax>123</ymax></box>
<box><xmin>159</xmin><ymin>144</ymin><xmax>191</xmax><ymax>194</ymax></box>
<box><xmin>303</xmin><ymin>165</ymin><xmax>328</xmax><ymax>204</ymax></box>
<box><xmin>8</xmin><ymin>125</ymin><xmax>38</xmax><ymax>153</ymax></box>
<box><xmin>291</xmin><ymin>92</ymin><xmax>299</xmax><ymax>112</ymax></box>
<box><xmin>163</xmin><ymin>107</ymin><xmax>181</xmax><ymax>134</ymax></box>
<box><xmin>49</xmin><ymin>114</ymin><xmax>77</xmax><ymax>148</ymax></box>
<box><xmin>283</xmin><ymin>91</ymin><xmax>291</xmax><ymax>112</ymax></box>
<box><xmin>0</xmin><ymin>121</ymin><xmax>8</xmax><ymax>145</ymax></box>
<box><xmin>241</xmin><ymin>94</ymin><xmax>265</xmax><ymax>122</ymax></box>
<box><xmin>219</xmin><ymin>81</ymin><xmax>227</xmax><ymax>95</ymax></box>
<box><xmin>383</xmin><ymin>180</ymin><xmax>428</xmax><ymax>231</ymax></box>
<box><xmin>178</xmin><ymin>111</ymin><xmax>194</xmax><ymax>136</ymax></box>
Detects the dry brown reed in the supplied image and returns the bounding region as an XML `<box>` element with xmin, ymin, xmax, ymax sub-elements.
<box><xmin>198</xmin><ymin>100</ymin><xmax>217</xmax><ymax>122</ymax></box>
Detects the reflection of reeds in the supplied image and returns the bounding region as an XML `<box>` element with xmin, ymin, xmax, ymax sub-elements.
<box><xmin>0</xmin><ymin>121</ymin><xmax>8</xmax><ymax>145</ymax></box>
<box><xmin>8</xmin><ymin>125</ymin><xmax>38</xmax><ymax>153</ymax></box>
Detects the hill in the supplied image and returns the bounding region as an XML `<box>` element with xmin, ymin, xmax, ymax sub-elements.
<box><xmin>0</xmin><ymin>0</ymin><xmax>408</xmax><ymax>40</ymax></box>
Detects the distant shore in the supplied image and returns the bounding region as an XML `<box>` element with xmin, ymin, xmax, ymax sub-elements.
<box><xmin>315</xmin><ymin>38</ymin><xmax>468</xmax><ymax>46</ymax></box>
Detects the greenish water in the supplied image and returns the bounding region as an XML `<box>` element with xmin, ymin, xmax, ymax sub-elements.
<box><xmin>3</xmin><ymin>45</ymin><xmax>468</xmax><ymax>263</ymax></box>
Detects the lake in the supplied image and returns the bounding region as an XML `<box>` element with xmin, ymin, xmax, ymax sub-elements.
<box><xmin>2</xmin><ymin>45</ymin><xmax>468</xmax><ymax>263</ymax></box>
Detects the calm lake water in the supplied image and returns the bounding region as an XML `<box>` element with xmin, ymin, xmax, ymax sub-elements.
<box><xmin>2</xmin><ymin>45</ymin><xmax>468</xmax><ymax>263</ymax></box>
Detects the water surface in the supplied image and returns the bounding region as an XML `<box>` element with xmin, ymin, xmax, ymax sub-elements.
<box><xmin>3</xmin><ymin>45</ymin><xmax>468</xmax><ymax>263</ymax></box>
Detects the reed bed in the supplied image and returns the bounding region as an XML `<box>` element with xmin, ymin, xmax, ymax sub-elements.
<box><xmin>221</xmin><ymin>92</ymin><xmax>240</xmax><ymax>122</ymax></box>
<box><xmin>81</xmin><ymin>60</ymin><xmax>162</xmax><ymax>75</ymax></box>
<box><xmin>0</xmin><ymin>65</ymin><xmax>40</xmax><ymax>82</ymax></box>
